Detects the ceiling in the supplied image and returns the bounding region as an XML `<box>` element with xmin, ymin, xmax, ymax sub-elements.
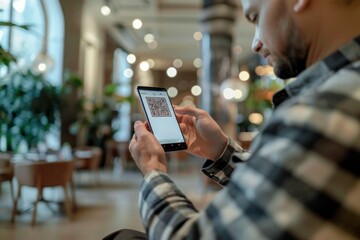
<box><xmin>85</xmin><ymin>0</ymin><xmax>255</xmax><ymax>70</ymax></box>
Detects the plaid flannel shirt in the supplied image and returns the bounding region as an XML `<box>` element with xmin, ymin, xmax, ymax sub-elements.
<box><xmin>139</xmin><ymin>36</ymin><xmax>360</xmax><ymax>240</ymax></box>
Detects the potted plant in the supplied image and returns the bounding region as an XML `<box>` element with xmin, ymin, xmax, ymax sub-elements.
<box><xmin>0</xmin><ymin>70</ymin><xmax>60</xmax><ymax>152</ymax></box>
<box><xmin>0</xmin><ymin>20</ymin><xmax>60</xmax><ymax>152</ymax></box>
<box><xmin>69</xmin><ymin>81</ymin><xmax>132</xmax><ymax>147</ymax></box>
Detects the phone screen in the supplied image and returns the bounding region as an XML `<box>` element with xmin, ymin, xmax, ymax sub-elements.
<box><xmin>137</xmin><ymin>86</ymin><xmax>187</xmax><ymax>152</ymax></box>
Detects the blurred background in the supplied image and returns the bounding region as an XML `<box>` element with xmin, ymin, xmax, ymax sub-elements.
<box><xmin>0</xmin><ymin>0</ymin><xmax>285</xmax><ymax>239</ymax></box>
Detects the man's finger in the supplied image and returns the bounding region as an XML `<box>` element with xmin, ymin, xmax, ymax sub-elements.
<box><xmin>134</xmin><ymin>121</ymin><xmax>150</xmax><ymax>137</ymax></box>
<box><xmin>174</xmin><ymin>105</ymin><xmax>201</xmax><ymax>118</ymax></box>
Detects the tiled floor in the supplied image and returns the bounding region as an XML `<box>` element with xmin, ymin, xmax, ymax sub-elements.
<box><xmin>0</xmin><ymin>158</ymin><xmax>217</xmax><ymax>240</ymax></box>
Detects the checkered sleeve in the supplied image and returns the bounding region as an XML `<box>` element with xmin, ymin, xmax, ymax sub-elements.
<box><xmin>139</xmin><ymin>70</ymin><xmax>360</xmax><ymax>239</ymax></box>
<box><xmin>201</xmin><ymin>139</ymin><xmax>249</xmax><ymax>186</ymax></box>
<box><xmin>139</xmin><ymin>171</ymin><xmax>200</xmax><ymax>239</ymax></box>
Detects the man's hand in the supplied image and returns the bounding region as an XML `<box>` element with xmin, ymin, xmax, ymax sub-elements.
<box><xmin>175</xmin><ymin>105</ymin><xmax>228</xmax><ymax>160</ymax></box>
<box><xmin>129</xmin><ymin>121</ymin><xmax>167</xmax><ymax>176</ymax></box>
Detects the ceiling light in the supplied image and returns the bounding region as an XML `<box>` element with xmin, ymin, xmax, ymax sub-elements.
<box><xmin>173</xmin><ymin>59</ymin><xmax>183</xmax><ymax>68</ymax></box>
<box><xmin>147</xmin><ymin>59</ymin><xmax>155</xmax><ymax>68</ymax></box>
<box><xmin>32</xmin><ymin>52</ymin><xmax>54</xmax><ymax>75</ymax></box>
<box><xmin>239</xmin><ymin>71</ymin><xmax>250</xmax><ymax>81</ymax></box>
<box><xmin>144</xmin><ymin>33</ymin><xmax>155</xmax><ymax>43</ymax></box>
<box><xmin>166</xmin><ymin>67</ymin><xmax>177</xmax><ymax>78</ymax></box>
<box><xmin>193</xmin><ymin>31</ymin><xmax>202</xmax><ymax>41</ymax></box>
<box><xmin>124</xmin><ymin>68</ymin><xmax>133</xmax><ymax>78</ymax></box>
<box><xmin>31</xmin><ymin>0</ymin><xmax>53</xmax><ymax>75</ymax></box>
<box><xmin>191</xmin><ymin>85</ymin><xmax>202</xmax><ymax>96</ymax></box>
<box><xmin>101</xmin><ymin>5</ymin><xmax>111</xmax><ymax>16</ymax></box>
<box><xmin>140</xmin><ymin>61</ymin><xmax>150</xmax><ymax>71</ymax></box>
<box><xmin>132</xmin><ymin>19</ymin><xmax>143</xmax><ymax>29</ymax></box>
<box><xmin>148</xmin><ymin>41</ymin><xmax>158</xmax><ymax>49</ymax></box>
<box><xmin>167</xmin><ymin>87</ymin><xmax>178</xmax><ymax>98</ymax></box>
<box><xmin>193</xmin><ymin>58</ymin><xmax>202</xmax><ymax>68</ymax></box>
<box><xmin>127</xmin><ymin>54</ymin><xmax>136</xmax><ymax>64</ymax></box>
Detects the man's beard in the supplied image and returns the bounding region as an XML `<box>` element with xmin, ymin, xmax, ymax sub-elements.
<box><xmin>272</xmin><ymin>19</ymin><xmax>309</xmax><ymax>79</ymax></box>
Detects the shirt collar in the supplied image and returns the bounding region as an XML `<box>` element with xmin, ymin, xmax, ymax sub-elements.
<box><xmin>272</xmin><ymin>35</ymin><xmax>360</xmax><ymax>108</ymax></box>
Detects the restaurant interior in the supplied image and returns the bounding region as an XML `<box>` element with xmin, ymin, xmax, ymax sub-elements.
<box><xmin>0</xmin><ymin>0</ymin><xmax>285</xmax><ymax>239</ymax></box>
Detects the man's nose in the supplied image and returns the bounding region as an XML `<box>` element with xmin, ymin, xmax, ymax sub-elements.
<box><xmin>251</xmin><ymin>27</ymin><xmax>263</xmax><ymax>53</ymax></box>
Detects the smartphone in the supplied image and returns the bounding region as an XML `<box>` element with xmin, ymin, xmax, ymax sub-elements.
<box><xmin>137</xmin><ymin>86</ymin><xmax>187</xmax><ymax>152</ymax></box>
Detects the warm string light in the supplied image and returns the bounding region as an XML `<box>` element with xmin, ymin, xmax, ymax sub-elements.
<box><xmin>255</xmin><ymin>65</ymin><xmax>275</xmax><ymax>76</ymax></box>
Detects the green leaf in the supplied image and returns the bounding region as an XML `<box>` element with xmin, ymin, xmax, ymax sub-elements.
<box><xmin>63</xmin><ymin>70</ymin><xmax>83</xmax><ymax>88</ymax></box>
<box><xmin>104</xmin><ymin>83</ymin><xmax>118</xmax><ymax>96</ymax></box>
<box><xmin>0</xmin><ymin>45</ymin><xmax>17</xmax><ymax>66</ymax></box>
<box><xmin>0</xmin><ymin>21</ymin><xmax>32</xmax><ymax>30</ymax></box>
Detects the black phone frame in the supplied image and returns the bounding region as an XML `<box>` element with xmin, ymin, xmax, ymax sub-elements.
<box><xmin>137</xmin><ymin>86</ymin><xmax>187</xmax><ymax>152</ymax></box>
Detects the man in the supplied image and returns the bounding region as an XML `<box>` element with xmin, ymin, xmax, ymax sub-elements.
<box><xmin>113</xmin><ymin>0</ymin><xmax>360</xmax><ymax>239</ymax></box>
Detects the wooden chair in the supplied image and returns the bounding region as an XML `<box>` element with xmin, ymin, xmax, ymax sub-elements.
<box><xmin>0</xmin><ymin>153</ymin><xmax>14</xmax><ymax>207</ymax></box>
<box><xmin>11</xmin><ymin>160</ymin><xmax>75</xmax><ymax>226</ymax></box>
<box><xmin>105</xmin><ymin>140</ymin><xmax>119</xmax><ymax>169</ymax></box>
<box><xmin>117</xmin><ymin>141</ymin><xmax>134</xmax><ymax>170</ymax></box>
<box><xmin>105</xmin><ymin>140</ymin><xmax>134</xmax><ymax>170</ymax></box>
<box><xmin>73</xmin><ymin>146</ymin><xmax>102</xmax><ymax>184</ymax></box>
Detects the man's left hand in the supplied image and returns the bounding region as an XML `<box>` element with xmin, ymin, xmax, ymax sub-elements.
<box><xmin>129</xmin><ymin>121</ymin><xmax>167</xmax><ymax>176</ymax></box>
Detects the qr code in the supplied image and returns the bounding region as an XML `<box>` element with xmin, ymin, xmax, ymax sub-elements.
<box><xmin>146</xmin><ymin>97</ymin><xmax>172</xmax><ymax>117</ymax></box>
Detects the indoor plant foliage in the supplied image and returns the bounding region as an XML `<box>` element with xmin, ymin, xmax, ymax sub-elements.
<box><xmin>0</xmin><ymin>70</ymin><xmax>60</xmax><ymax>152</ymax></box>
<box><xmin>0</xmin><ymin>19</ymin><xmax>61</xmax><ymax>152</ymax></box>
<box><xmin>69</xmin><ymin>82</ymin><xmax>131</xmax><ymax>147</ymax></box>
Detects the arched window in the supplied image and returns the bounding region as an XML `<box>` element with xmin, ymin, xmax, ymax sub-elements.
<box><xmin>0</xmin><ymin>0</ymin><xmax>64</xmax><ymax>86</ymax></box>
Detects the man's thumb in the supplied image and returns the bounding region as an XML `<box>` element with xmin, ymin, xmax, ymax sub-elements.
<box><xmin>134</xmin><ymin>121</ymin><xmax>146</xmax><ymax>135</ymax></box>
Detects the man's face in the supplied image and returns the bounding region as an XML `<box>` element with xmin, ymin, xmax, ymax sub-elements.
<box><xmin>241</xmin><ymin>0</ymin><xmax>309</xmax><ymax>79</ymax></box>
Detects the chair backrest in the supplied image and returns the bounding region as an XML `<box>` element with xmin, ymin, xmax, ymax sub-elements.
<box><xmin>14</xmin><ymin>161</ymin><xmax>74</xmax><ymax>187</ymax></box>
<box><xmin>89</xmin><ymin>147</ymin><xmax>102</xmax><ymax>169</ymax></box>
<box><xmin>74</xmin><ymin>146</ymin><xmax>102</xmax><ymax>170</ymax></box>
<box><xmin>0</xmin><ymin>153</ymin><xmax>13</xmax><ymax>182</ymax></box>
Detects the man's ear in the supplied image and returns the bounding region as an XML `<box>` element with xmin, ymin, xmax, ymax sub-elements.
<box><xmin>293</xmin><ymin>0</ymin><xmax>310</xmax><ymax>12</ymax></box>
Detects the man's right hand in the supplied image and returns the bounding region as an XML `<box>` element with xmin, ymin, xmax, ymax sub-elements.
<box><xmin>174</xmin><ymin>105</ymin><xmax>228</xmax><ymax>160</ymax></box>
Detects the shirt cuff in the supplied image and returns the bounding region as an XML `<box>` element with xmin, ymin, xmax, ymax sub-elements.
<box><xmin>201</xmin><ymin>139</ymin><xmax>244</xmax><ymax>186</ymax></box>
